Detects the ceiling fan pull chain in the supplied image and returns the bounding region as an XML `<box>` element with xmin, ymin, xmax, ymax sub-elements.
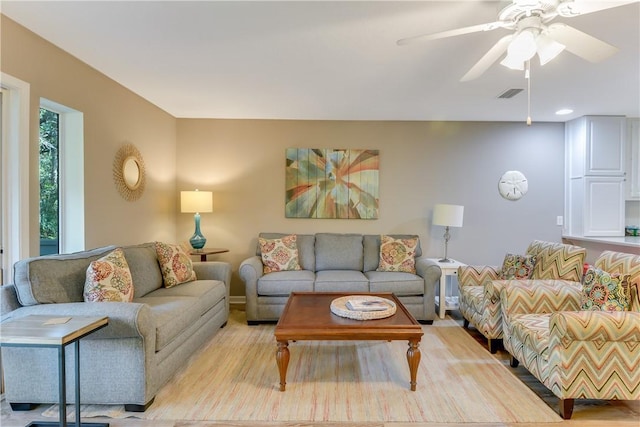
<box><xmin>526</xmin><ymin>60</ymin><xmax>532</xmax><ymax>126</ymax></box>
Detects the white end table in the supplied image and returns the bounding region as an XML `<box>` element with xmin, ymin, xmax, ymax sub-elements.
<box><xmin>427</xmin><ymin>258</ymin><xmax>466</xmax><ymax>319</ymax></box>
<box><xmin>0</xmin><ymin>315</ymin><xmax>109</xmax><ymax>427</ymax></box>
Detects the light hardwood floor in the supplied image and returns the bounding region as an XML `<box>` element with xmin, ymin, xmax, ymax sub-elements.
<box><xmin>2</xmin><ymin>306</ymin><xmax>638</xmax><ymax>427</ymax></box>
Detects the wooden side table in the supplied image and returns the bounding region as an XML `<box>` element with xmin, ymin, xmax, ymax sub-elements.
<box><xmin>427</xmin><ymin>258</ymin><xmax>467</xmax><ymax>319</ymax></box>
<box><xmin>0</xmin><ymin>315</ymin><xmax>109</xmax><ymax>427</ymax></box>
<box><xmin>189</xmin><ymin>248</ymin><xmax>229</xmax><ymax>262</ymax></box>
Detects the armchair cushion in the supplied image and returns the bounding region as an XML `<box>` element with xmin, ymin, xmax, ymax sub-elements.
<box><xmin>498</xmin><ymin>253</ymin><xmax>536</xmax><ymax>280</ymax></box>
<box><xmin>580</xmin><ymin>266</ymin><xmax>630</xmax><ymax>311</ymax></box>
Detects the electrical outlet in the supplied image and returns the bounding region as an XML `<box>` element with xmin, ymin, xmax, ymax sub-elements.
<box><xmin>556</xmin><ymin>216</ymin><xmax>563</xmax><ymax>226</ymax></box>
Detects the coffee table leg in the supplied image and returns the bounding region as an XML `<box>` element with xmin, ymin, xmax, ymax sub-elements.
<box><xmin>407</xmin><ymin>339</ymin><xmax>421</xmax><ymax>391</ymax></box>
<box><xmin>276</xmin><ymin>340</ymin><xmax>290</xmax><ymax>391</ymax></box>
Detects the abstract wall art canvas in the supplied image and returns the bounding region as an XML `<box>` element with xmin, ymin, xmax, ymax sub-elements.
<box><xmin>285</xmin><ymin>148</ymin><xmax>379</xmax><ymax>219</ymax></box>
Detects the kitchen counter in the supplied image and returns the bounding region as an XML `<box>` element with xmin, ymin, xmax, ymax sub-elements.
<box><xmin>562</xmin><ymin>235</ymin><xmax>640</xmax><ymax>263</ymax></box>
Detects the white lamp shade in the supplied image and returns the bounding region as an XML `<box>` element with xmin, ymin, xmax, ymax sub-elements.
<box><xmin>433</xmin><ymin>204</ymin><xmax>464</xmax><ymax>228</ymax></box>
<box><xmin>536</xmin><ymin>33</ymin><xmax>565</xmax><ymax>66</ymax></box>
<box><xmin>181</xmin><ymin>190</ymin><xmax>213</xmax><ymax>213</ymax></box>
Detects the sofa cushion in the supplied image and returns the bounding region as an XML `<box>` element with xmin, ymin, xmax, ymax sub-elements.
<box><xmin>257</xmin><ymin>270</ymin><xmax>315</xmax><ymax>296</ymax></box>
<box><xmin>84</xmin><ymin>248</ymin><xmax>134</xmax><ymax>302</ymax></box>
<box><xmin>595</xmin><ymin>251</ymin><xmax>640</xmax><ymax>312</ymax></box>
<box><xmin>528</xmin><ymin>241</ymin><xmax>586</xmax><ymax>282</ymax></box>
<box><xmin>377</xmin><ymin>235</ymin><xmax>419</xmax><ymax>273</ymax></box>
<box><xmin>314</xmin><ymin>270</ymin><xmax>368</xmax><ymax>292</ymax></box>
<box><xmin>135</xmin><ymin>279</ymin><xmax>226</xmax><ymax>351</ymax></box>
<box><xmin>13</xmin><ymin>245</ymin><xmax>116</xmax><ymax>306</ymax></box>
<box><xmin>363</xmin><ymin>234</ymin><xmax>422</xmax><ymax>272</ymax></box>
<box><xmin>365</xmin><ymin>271</ymin><xmax>424</xmax><ymax>295</ymax></box>
<box><xmin>498</xmin><ymin>253</ymin><xmax>537</xmax><ymax>280</ymax></box>
<box><xmin>580</xmin><ymin>266</ymin><xmax>630</xmax><ymax>311</ymax></box>
<box><xmin>258</xmin><ymin>234</ymin><xmax>301</xmax><ymax>273</ymax></box>
<box><xmin>315</xmin><ymin>233</ymin><xmax>363</xmax><ymax>271</ymax></box>
<box><xmin>122</xmin><ymin>242</ymin><xmax>163</xmax><ymax>298</ymax></box>
<box><xmin>258</xmin><ymin>233</ymin><xmax>316</xmax><ymax>271</ymax></box>
<box><xmin>155</xmin><ymin>242</ymin><xmax>197</xmax><ymax>288</ymax></box>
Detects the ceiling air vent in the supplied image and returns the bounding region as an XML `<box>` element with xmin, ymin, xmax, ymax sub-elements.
<box><xmin>497</xmin><ymin>88</ymin><xmax>523</xmax><ymax>99</ymax></box>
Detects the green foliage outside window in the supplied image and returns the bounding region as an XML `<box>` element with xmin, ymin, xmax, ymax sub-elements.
<box><xmin>39</xmin><ymin>108</ymin><xmax>59</xmax><ymax>241</ymax></box>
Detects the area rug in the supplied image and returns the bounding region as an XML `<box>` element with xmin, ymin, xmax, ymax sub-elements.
<box><xmin>45</xmin><ymin>310</ymin><xmax>561</xmax><ymax>423</ymax></box>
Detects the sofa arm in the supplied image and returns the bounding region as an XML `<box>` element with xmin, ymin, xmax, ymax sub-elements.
<box><xmin>500</xmin><ymin>280</ymin><xmax>582</xmax><ymax>319</ymax></box>
<box><xmin>2</xmin><ymin>302</ymin><xmax>154</xmax><ymax>343</ymax></box>
<box><xmin>193</xmin><ymin>261</ymin><xmax>232</xmax><ymax>287</ymax></box>
<box><xmin>239</xmin><ymin>256</ymin><xmax>264</xmax><ymax>289</ymax></box>
<box><xmin>239</xmin><ymin>256</ymin><xmax>264</xmax><ymax>321</ymax></box>
<box><xmin>415</xmin><ymin>257</ymin><xmax>441</xmax><ymax>285</ymax></box>
<box><xmin>1</xmin><ymin>284</ymin><xmax>21</xmax><ymax>320</ymax></box>
<box><xmin>457</xmin><ymin>265</ymin><xmax>501</xmax><ymax>287</ymax></box>
<box><xmin>551</xmin><ymin>311</ymin><xmax>640</xmax><ymax>342</ymax></box>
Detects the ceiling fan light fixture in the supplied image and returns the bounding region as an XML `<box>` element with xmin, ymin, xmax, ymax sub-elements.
<box><xmin>500</xmin><ymin>29</ymin><xmax>537</xmax><ymax>70</ymax></box>
<box><xmin>536</xmin><ymin>33</ymin><xmax>566</xmax><ymax>65</ymax></box>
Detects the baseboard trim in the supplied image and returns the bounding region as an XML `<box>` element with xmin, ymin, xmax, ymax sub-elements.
<box><xmin>229</xmin><ymin>295</ymin><xmax>246</xmax><ymax>306</ymax></box>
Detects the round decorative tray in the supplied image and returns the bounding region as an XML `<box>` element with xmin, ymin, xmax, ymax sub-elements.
<box><xmin>330</xmin><ymin>295</ymin><xmax>397</xmax><ymax>320</ymax></box>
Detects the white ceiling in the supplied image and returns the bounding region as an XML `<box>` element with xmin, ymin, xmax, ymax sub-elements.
<box><xmin>2</xmin><ymin>0</ymin><xmax>639</xmax><ymax>122</ymax></box>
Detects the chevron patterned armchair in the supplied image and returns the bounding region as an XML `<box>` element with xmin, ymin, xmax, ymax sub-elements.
<box><xmin>501</xmin><ymin>250</ymin><xmax>640</xmax><ymax>419</ymax></box>
<box><xmin>457</xmin><ymin>240</ymin><xmax>586</xmax><ymax>353</ymax></box>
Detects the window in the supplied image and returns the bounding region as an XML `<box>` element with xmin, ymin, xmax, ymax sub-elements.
<box><xmin>39</xmin><ymin>98</ymin><xmax>85</xmax><ymax>255</ymax></box>
<box><xmin>39</xmin><ymin>107</ymin><xmax>60</xmax><ymax>255</ymax></box>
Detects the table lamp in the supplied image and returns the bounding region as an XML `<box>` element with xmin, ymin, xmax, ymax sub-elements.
<box><xmin>432</xmin><ymin>204</ymin><xmax>464</xmax><ymax>262</ymax></box>
<box><xmin>181</xmin><ymin>190</ymin><xmax>213</xmax><ymax>250</ymax></box>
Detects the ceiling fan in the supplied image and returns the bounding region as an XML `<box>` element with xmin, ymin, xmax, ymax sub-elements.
<box><xmin>397</xmin><ymin>0</ymin><xmax>637</xmax><ymax>82</ymax></box>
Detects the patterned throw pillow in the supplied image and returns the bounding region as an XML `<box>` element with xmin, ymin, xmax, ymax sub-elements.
<box><xmin>498</xmin><ymin>253</ymin><xmax>536</xmax><ymax>280</ymax></box>
<box><xmin>259</xmin><ymin>234</ymin><xmax>301</xmax><ymax>274</ymax></box>
<box><xmin>377</xmin><ymin>235</ymin><xmax>418</xmax><ymax>273</ymax></box>
<box><xmin>581</xmin><ymin>266</ymin><xmax>630</xmax><ymax>311</ymax></box>
<box><xmin>84</xmin><ymin>248</ymin><xmax>134</xmax><ymax>302</ymax></box>
<box><xmin>155</xmin><ymin>241</ymin><xmax>197</xmax><ymax>288</ymax></box>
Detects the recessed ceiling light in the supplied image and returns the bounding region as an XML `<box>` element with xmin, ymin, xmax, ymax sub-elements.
<box><xmin>555</xmin><ymin>108</ymin><xmax>573</xmax><ymax>115</ymax></box>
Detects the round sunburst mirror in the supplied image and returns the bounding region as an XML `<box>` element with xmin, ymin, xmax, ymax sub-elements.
<box><xmin>113</xmin><ymin>144</ymin><xmax>146</xmax><ymax>201</ymax></box>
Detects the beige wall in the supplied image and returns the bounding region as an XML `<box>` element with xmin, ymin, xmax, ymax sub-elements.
<box><xmin>3</xmin><ymin>16</ymin><xmax>567</xmax><ymax>299</ymax></box>
<box><xmin>176</xmin><ymin>119</ymin><xmax>566</xmax><ymax>296</ymax></box>
<box><xmin>1</xmin><ymin>16</ymin><xmax>177</xmax><ymax>252</ymax></box>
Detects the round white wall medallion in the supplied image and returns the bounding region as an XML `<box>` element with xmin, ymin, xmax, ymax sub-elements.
<box><xmin>498</xmin><ymin>170</ymin><xmax>528</xmax><ymax>201</ymax></box>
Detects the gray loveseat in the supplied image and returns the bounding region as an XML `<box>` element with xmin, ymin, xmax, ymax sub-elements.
<box><xmin>239</xmin><ymin>233</ymin><xmax>441</xmax><ymax>324</ymax></box>
<box><xmin>0</xmin><ymin>242</ymin><xmax>231</xmax><ymax>412</ymax></box>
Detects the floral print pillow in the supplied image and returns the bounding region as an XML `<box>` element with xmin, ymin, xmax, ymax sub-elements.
<box><xmin>581</xmin><ymin>266</ymin><xmax>630</xmax><ymax>311</ymax></box>
<box><xmin>498</xmin><ymin>253</ymin><xmax>537</xmax><ymax>280</ymax></box>
<box><xmin>377</xmin><ymin>235</ymin><xmax>418</xmax><ymax>273</ymax></box>
<box><xmin>84</xmin><ymin>248</ymin><xmax>134</xmax><ymax>302</ymax></box>
<box><xmin>259</xmin><ymin>234</ymin><xmax>301</xmax><ymax>274</ymax></box>
<box><xmin>155</xmin><ymin>241</ymin><xmax>197</xmax><ymax>288</ymax></box>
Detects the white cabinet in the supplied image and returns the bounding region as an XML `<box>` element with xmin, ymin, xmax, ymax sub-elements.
<box><xmin>565</xmin><ymin>116</ymin><xmax>626</xmax><ymax>237</ymax></box>
<box><xmin>584</xmin><ymin>177</ymin><xmax>626</xmax><ymax>236</ymax></box>
<box><xmin>626</xmin><ymin>118</ymin><xmax>640</xmax><ymax>200</ymax></box>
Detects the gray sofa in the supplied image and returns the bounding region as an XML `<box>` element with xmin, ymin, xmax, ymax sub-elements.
<box><xmin>239</xmin><ymin>233</ymin><xmax>441</xmax><ymax>324</ymax></box>
<box><xmin>0</xmin><ymin>242</ymin><xmax>231</xmax><ymax>412</ymax></box>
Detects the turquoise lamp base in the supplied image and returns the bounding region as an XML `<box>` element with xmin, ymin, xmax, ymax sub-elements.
<box><xmin>189</xmin><ymin>213</ymin><xmax>207</xmax><ymax>250</ymax></box>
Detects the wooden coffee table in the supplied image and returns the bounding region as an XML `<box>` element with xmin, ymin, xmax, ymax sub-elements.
<box><xmin>274</xmin><ymin>292</ymin><xmax>424</xmax><ymax>391</ymax></box>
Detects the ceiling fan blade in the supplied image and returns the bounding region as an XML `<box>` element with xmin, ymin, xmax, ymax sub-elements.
<box><xmin>460</xmin><ymin>35</ymin><xmax>513</xmax><ymax>82</ymax></box>
<box><xmin>547</xmin><ymin>23</ymin><xmax>618</xmax><ymax>62</ymax></box>
<box><xmin>557</xmin><ymin>0</ymin><xmax>639</xmax><ymax>17</ymax></box>
<box><xmin>397</xmin><ymin>21</ymin><xmax>505</xmax><ymax>46</ymax></box>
